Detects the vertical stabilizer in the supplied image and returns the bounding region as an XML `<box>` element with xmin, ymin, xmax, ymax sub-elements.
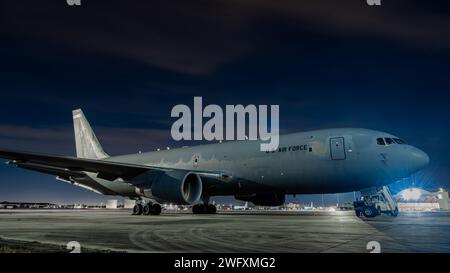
<box><xmin>72</xmin><ymin>109</ymin><xmax>109</xmax><ymax>159</ymax></box>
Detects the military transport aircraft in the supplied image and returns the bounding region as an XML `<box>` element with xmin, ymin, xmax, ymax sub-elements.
<box><xmin>0</xmin><ymin>110</ymin><xmax>429</xmax><ymax>217</ymax></box>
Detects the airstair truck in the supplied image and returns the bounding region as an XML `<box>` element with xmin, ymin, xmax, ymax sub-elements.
<box><xmin>354</xmin><ymin>186</ymin><xmax>399</xmax><ymax>218</ymax></box>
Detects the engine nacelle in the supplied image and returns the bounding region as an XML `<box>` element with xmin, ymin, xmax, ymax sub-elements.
<box><xmin>150</xmin><ymin>170</ymin><xmax>203</xmax><ymax>205</ymax></box>
<box><xmin>235</xmin><ymin>193</ymin><xmax>285</xmax><ymax>206</ymax></box>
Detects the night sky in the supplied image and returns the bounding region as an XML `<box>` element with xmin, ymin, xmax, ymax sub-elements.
<box><xmin>0</xmin><ymin>0</ymin><xmax>449</xmax><ymax>204</ymax></box>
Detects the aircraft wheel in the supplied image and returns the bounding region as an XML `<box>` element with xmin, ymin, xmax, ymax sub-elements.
<box><xmin>192</xmin><ymin>204</ymin><xmax>201</xmax><ymax>214</ymax></box>
<box><xmin>133</xmin><ymin>204</ymin><xmax>143</xmax><ymax>215</ymax></box>
<box><xmin>193</xmin><ymin>204</ymin><xmax>207</xmax><ymax>214</ymax></box>
<box><xmin>362</xmin><ymin>206</ymin><xmax>377</xmax><ymax>218</ymax></box>
<box><xmin>207</xmin><ymin>204</ymin><xmax>217</xmax><ymax>214</ymax></box>
<box><xmin>143</xmin><ymin>204</ymin><xmax>152</xmax><ymax>215</ymax></box>
<box><xmin>355</xmin><ymin>210</ymin><xmax>362</xmax><ymax>217</ymax></box>
<box><xmin>151</xmin><ymin>204</ymin><xmax>162</xmax><ymax>215</ymax></box>
<box><xmin>390</xmin><ymin>208</ymin><xmax>399</xmax><ymax>217</ymax></box>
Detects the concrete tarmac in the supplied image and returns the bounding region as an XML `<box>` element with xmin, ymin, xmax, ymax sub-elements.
<box><xmin>0</xmin><ymin>209</ymin><xmax>449</xmax><ymax>253</ymax></box>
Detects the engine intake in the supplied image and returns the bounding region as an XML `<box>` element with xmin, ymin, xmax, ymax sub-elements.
<box><xmin>151</xmin><ymin>170</ymin><xmax>202</xmax><ymax>205</ymax></box>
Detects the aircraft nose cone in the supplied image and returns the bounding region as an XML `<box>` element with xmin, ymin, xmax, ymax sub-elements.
<box><xmin>410</xmin><ymin>147</ymin><xmax>430</xmax><ymax>171</ymax></box>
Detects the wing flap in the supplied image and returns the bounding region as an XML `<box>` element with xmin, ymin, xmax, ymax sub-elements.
<box><xmin>14</xmin><ymin>162</ymin><xmax>85</xmax><ymax>179</ymax></box>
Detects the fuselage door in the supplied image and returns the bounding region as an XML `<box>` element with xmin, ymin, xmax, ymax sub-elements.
<box><xmin>330</xmin><ymin>137</ymin><xmax>346</xmax><ymax>160</ymax></box>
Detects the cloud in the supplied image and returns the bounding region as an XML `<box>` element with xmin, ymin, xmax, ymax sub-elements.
<box><xmin>2</xmin><ymin>0</ymin><xmax>449</xmax><ymax>76</ymax></box>
<box><xmin>0</xmin><ymin>125</ymin><xmax>72</xmax><ymax>141</ymax></box>
<box><xmin>2</xmin><ymin>0</ymin><xmax>259</xmax><ymax>75</ymax></box>
<box><xmin>0</xmin><ymin>125</ymin><xmax>173</xmax><ymax>155</ymax></box>
<box><xmin>258</xmin><ymin>0</ymin><xmax>450</xmax><ymax>49</ymax></box>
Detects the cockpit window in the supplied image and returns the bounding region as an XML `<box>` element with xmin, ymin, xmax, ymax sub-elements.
<box><xmin>393</xmin><ymin>138</ymin><xmax>406</xmax><ymax>144</ymax></box>
<box><xmin>377</xmin><ymin>138</ymin><xmax>386</xmax><ymax>145</ymax></box>
<box><xmin>378</xmin><ymin>137</ymin><xmax>407</xmax><ymax>146</ymax></box>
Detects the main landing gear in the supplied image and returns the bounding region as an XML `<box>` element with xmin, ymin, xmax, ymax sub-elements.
<box><xmin>192</xmin><ymin>203</ymin><xmax>217</xmax><ymax>214</ymax></box>
<box><xmin>192</xmin><ymin>196</ymin><xmax>217</xmax><ymax>214</ymax></box>
<box><xmin>132</xmin><ymin>200</ymin><xmax>162</xmax><ymax>216</ymax></box>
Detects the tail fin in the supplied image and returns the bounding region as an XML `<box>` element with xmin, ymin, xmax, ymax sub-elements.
<box><xmin>72</xmin><ymin>109</ymin><xmax>109</xmax><ymax>159</ymax></box>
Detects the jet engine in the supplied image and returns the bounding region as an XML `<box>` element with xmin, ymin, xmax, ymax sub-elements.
<box><xmin>150</xmin><ymin>170</ymin><xmax>203</xmax><ymax>205</ymax></box>
<box><xmin>235</xmin><ymin>193</ymin><xmax>285</xmax><ymax>206</ymax></box>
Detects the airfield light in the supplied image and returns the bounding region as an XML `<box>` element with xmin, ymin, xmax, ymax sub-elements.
<box><xmin>401</xmin><ymin>188</ymin><xmax>422</xmax><ymax>201</ymax></box>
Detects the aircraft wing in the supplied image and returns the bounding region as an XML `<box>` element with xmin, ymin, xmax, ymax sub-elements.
<box><xmin>0</xmin><ymin>150</ymin><xmax>233</xmax><ymax>183</ymax></box>
<box><xmin>0</xmin><ymin>150</ymin><xmax>163</xmax><ymax>181</ymax></box>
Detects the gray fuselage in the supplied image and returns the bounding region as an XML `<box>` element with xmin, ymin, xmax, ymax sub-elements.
<box><xmin>79</xmin><ymin>128</ymin><xmax>430</xmax><ymax>199</ymax></box>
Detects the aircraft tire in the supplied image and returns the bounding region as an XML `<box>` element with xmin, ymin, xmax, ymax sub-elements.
<box><xmin>192</xmin><ymin>204</ymin><xmax>201</xmax><ymax>214</ymax></box>
<box><xmin>133</xmin><ymin>204</ymin><xmax>143</xmax><ymax>215</ymax></box>
<box><xmin>390</xmin><ymin>208</ymin><xmax>399</xmax><ymax>217</ymax></box>
<box><xmin>143</xmin><ymin>204</ymin><xmax>152</xmax><ymax>215</ymax></box>
<box><xmin>207</xmin><ymin>204</ymin><xmax>217</xmax><ymax>214</ymax></box>
<box><xmin>151</xmin><ymin>204</ymin><xmax>162</xmax><ymax>215</ymax></box>
<box><xmin>362</xmin><ymin>206</ymin><xmax>377</xmax><ymax>218</ymax></box>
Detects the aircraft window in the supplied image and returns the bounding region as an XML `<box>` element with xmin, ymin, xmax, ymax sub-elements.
<box><xmin>377</xmin><ymin>138</ymin><xmax>385</xmax><ymax>145</ymax></box>
<box><xmin>385</xmin><ymin>138</ymin><xmax>395</xmax><ymax>145</ymax></box>
<box><xmin>393</xmin><ymin>138</ymin><xmax>406</xmax><ymax>144</ymax></box>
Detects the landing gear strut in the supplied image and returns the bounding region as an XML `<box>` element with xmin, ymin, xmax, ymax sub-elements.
<box><xmin>132</xmin><ymin>199</ymin><xmax>161</xmax><ymax>216</ymax></box>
